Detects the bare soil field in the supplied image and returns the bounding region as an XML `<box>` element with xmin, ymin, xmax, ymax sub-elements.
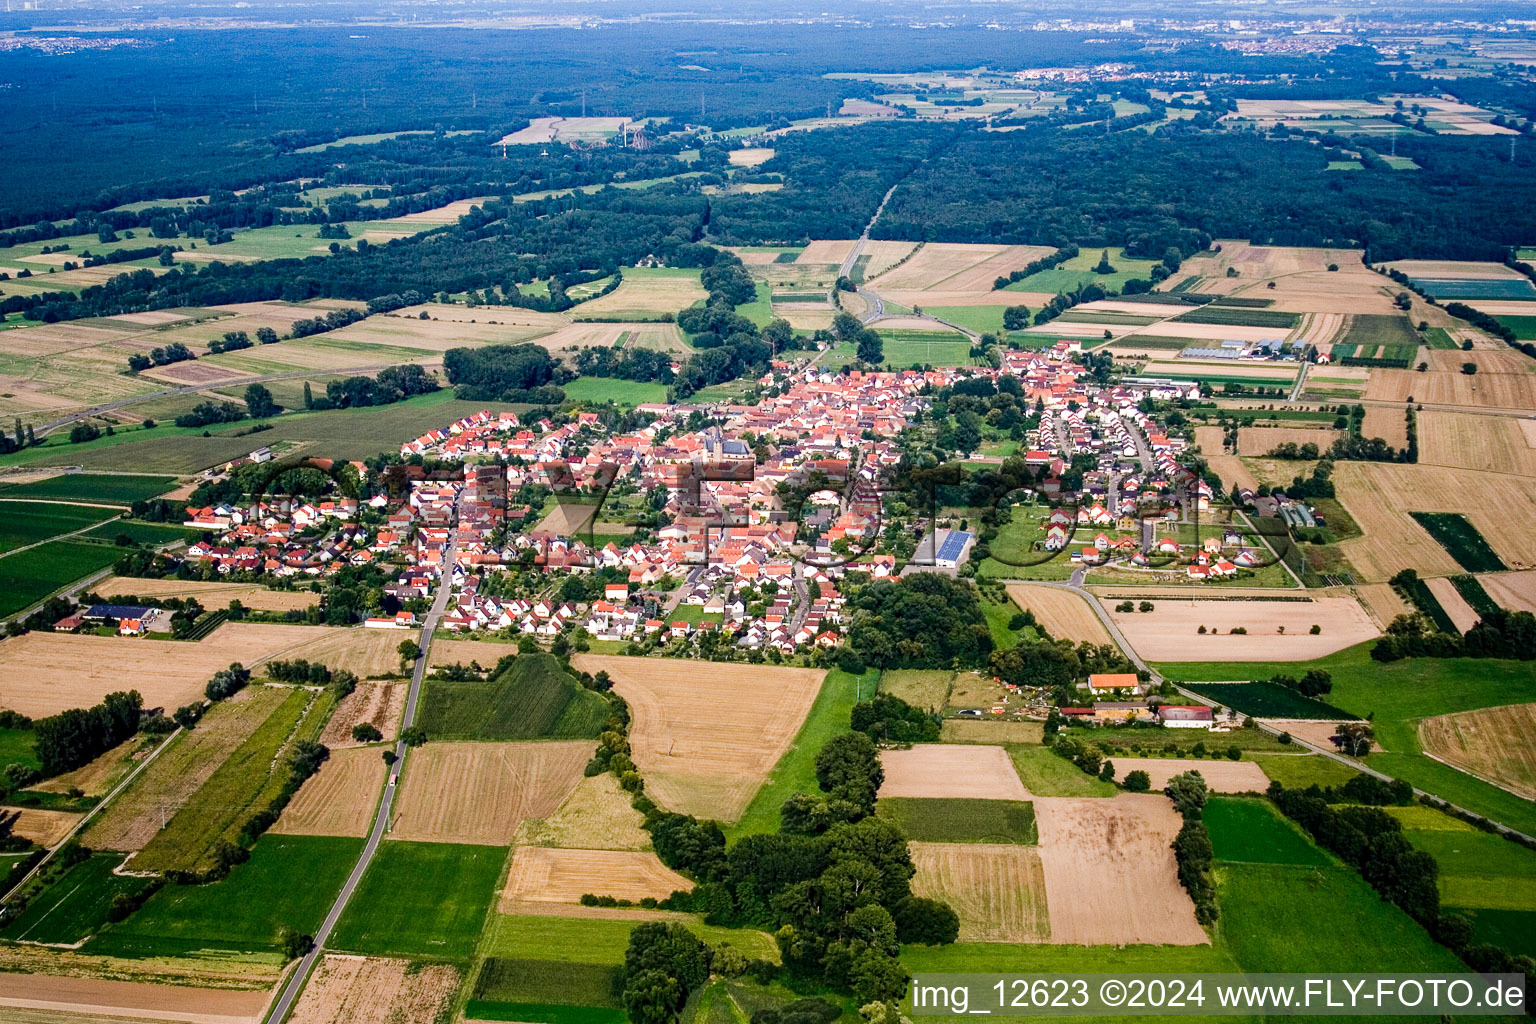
<box><xmin>272</xmin><ymin>748</ymin><xmax>385</xmax><ymax>838</ymax></box>
<box><xmin>0</xmin><ymin>973</ymin><xmax>270</xmax><ymax>1024</ymax></box>
<box><xmin>940</xmin><ymin>720</ymin><xmax>1045</xmax><ymax>745</ymax></box>
<box><xmin>515</xmin><ymin>772</ymin><xmax>651</xmax><ymax>851</ymax></box>
<box><xmin>389</xmin><ymin>740</ymin><xmax>588</xmax><ymax>845</ymax></box>
<box><xmin>878</xmin><ymin>745</ymin><xmax>1030</xmax><ymax>801</ymax></box>
<box><xmin>795</xmin><ymin>240</ymin><xmax>856</xmax><ymax>265</ymax></box>
<box><xmin>1236</xmin><ymin>425</ymin><xmax>1343</xmax><ymax>456</ymax></box>
<box><xmin>1419</xmin><ymin>703</ymin><xmax>1536</xmax><ymax>801</ymax></box>
<box><xmin>1099</xmin><ymin>758</ymin><xmax>1270</xmax><ymax>794</ymax></box>
<box><xmin>909</xmin><ymin>842</ymin><xmax>1050</xmax><ymax>943</ymax></box>
<box><xmin>1003</xmin><ymin>585</ymin><xmax>1113</xmax><ymax>646</ymax></box>
<box><xmin>1424</xmin><ymin>577</ymin><xmax>1481</xmax><ymax>632</ymax></box>
<box><xmin>288</xmin><ymin>956</ymin><xmax>457</xmax><ymax>1024</ymax></box>
<box><xmin>1033</xmin><ymin>795</ymin><xmax>1208</xmax><ymax>946</ymax></box>
<box><xmin>1361</xmin><ymin>406</ymin><xmax>1410</xmax><ymax>449</ymax></box>
<box><xmin>1366</xmin><ymin>367</ymin><xmax>1536</xmax><ymax>411</ymax></box>
<box><xmin>82</xmin><ymin>687</ymin><xmax>288</xmax><ymax>852</ymax></box>
<box><xmin>318</xmin><ymin>681</ymin><xmax>405</xmax><ymax>748</ymax></box>
<box><xmin>1335</xmin><ymin>462</ymin><xmax>1536</xmax><ymax>579</ymax></box>
<box><xmin>3</xmin><ymin>808</ymin><xmax>81</xmax><ymax>847</ymax></box>
<box><xmin>0</xmin><ymin>623</ymin><xmax>394</xmax><ymax>718</ymax></box>
<box><xmin>1194</xmin><ymin>425</ymin><xmax>1227</xmax><ymax>455</ymax></box>
<box><xmin>1482</xmin><ymin>570</ymin><xmax>1536</xmax><ymax>614</ymax></box>
<box><xmin>576</xmin><ymin>655</ymin><xmax>825</xmax><ymax>821</ymax></box>
<box><xmin>1419</xmin><ymin>411</ymin><xmax>1536</xmax><ymax>477</ymax></box>
<box><xmin>1102</xmin><ymin>596</ymin><xmax>1378</xmax><ymax>662</ymax></box>
<box><xmin>94</xmin><ymin>577</ymin><xmax>319</xmax><ymax>612</ymax></box>
<box><xmin>502</xmin><ymin>848</ymin><xmax>690</xmax><ymax>909</ymax></box>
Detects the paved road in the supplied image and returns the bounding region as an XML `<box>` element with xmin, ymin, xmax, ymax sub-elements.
<box><xmin>263</xmin><ymin>506</ymin><xmax>460</xmax><ymax>1024</ymax></box>
<box><xmin>1002</xmin><ymin>573</ymin><xmax>1536</xmax><ymax>843</ymax></box>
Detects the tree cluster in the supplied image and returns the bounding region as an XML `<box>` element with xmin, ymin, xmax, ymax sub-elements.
<box><xmin>850</xmin><ymin>694</ymin><xmax>941</xmax><ymax>744</ymax></box>
<box><xmin>32</xmin><ymin>690</ymin><xmax>143</xmax><ymax>777</ymax></box>
<box><xmin>843</xmin><ymin>574</ymin><xmax>992</xmax><ymax>669</ymax></box>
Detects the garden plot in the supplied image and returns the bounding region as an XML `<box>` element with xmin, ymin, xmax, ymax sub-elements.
<box><xmin>909</xmin><ymin>842</ymin><xmax>1050</xmax><ymax>943</ymax></box>
<box><xmin>288</xmin><ymin>955</ymin><xmax>458</xmax><ymax>1024</ymax></box>
<box><xmin>578</xmin><ymin>655</ymin><xmax>825</xmax><ymax>822</ymax></box>
<box><xmin>503</xmin><ymin>848</ymin><xmax>690</xmax><ymax>908</ymax></box>
<box><xmin>878</xmin><ymin>745</ymin><xmax>1029</xmax><ymax>801</ymax></box>
<box><xmin>1419</xmin><ymin>703</ymin><xmax>1536</xmax><ymax>802</ymax></box>
<box><xmin>1098</xmin><ymin>758</ymin><xmax>1270</xmax><ymax>794</ymax></box>
<box><xmin>389</xmin><ymin>740</ymin><xmax>589</xmax><ymax>846</ymax></box>
<box><xmin>1103</xmin><ymin>596</ymin><xmax>1378</xmax><ymax>662</ymax></box>
<box><xmin>1033</xmin><ymin>795</ymin><xmax>1208</xmax><ymax>945</ymax></box>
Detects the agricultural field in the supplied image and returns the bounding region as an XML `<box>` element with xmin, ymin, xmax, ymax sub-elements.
<box><xmin>877</xmin><ymin>669</ymin><xmax>953</xmax><ymax>712</ymax></box>
<box><xmin>877</xmin><ymin>797</ymin><xmax>1037</xmax><ymax>844</ymax></box>
<box><xmin>0</xmin><ymin>473</ymin><xmax>176</xmax><ymax>504</ymax></box>
<box><xmin>92</xmin><ymin>576</ymin><xmax>320</xmax><ymax>612</ymax></box>
<box><xmin>1419</xmin><ymin>410</ymin><xmax>1536</xmax><ymax>478</ymax></box>
<box><xmin>318</xmin><ymin>680</ymin><xmax>405</xmax><ymax>748</ymax></box>
<box><xmin>503</xmin><ymin>848</ymin><xmax>689</xmax><ymax>907</ymax></box>
<box><xmin>574</xmin><ymin>268</ymin><xmax>706</xmax><ymax>319</ymax></box>
<box><xmin>390</xmin><ymin>740</ymin><xmax>588</xmax><ymax>845</ymax></box>
<box><xmin>1002</xmin><ymin>584</ymin><xmax>1113</xmax><ymax>645</ymax></box>
<box><xmin>1424</xmin><ymin>576</ymin><xmax>1480</xmax><ymax>633</ymax></box>
<box><xmin>0</xmin><ymin>540</ymin><xmax>123</xmax><ymax>617</ymax></box>
<box><xmin>878</xmin><ymin>745</ymin><xmax>1029</xmax><ymax>801</ymax></box>
<box><xmin>288</xmin><ymin>956</ymin><xmax>459</xmax><ymax>1024</ymax></box>
<box><xmin>515</xmin><ymin>772</ymin><xmax>651</xmax><ymax>852</ymax></box>
<box><xmin>561</xmin><ymin>377</ymin><xmax>669</xmax><ymax>406</ymax></box>
<box><xmin>1418</xmin><ymin>703</ymin><xmax>1536</xmax><ymax>801</ymax></box>
<box><xmin>1365</xmin><ymin>362</ymin><xmax>1536</xmax><ymax>412</ymax></box>
<box><xmin>1235</xmin><ymin>425</ymin><xmax>1342</xmax><ymax>456</ymax></box>
<box><xmin>874</xmin><ymin>243</ymin><xmax>1055</xmax><ymax>307</ymax></box>
<box><xmin>1482</xmin><ymin>569</ymin><xmax>1536</xmax><ymax>614</ymax></box>
<box><xmin>1409</xmin><ymin>512</ymin><xmax>1507</xmax><ymax>573</ymax></box>
<box><xmin>939</xmin><ymin>720</ymin><xmax>1043</xmax><ymax>745</ymax></box>
<box><xmin>909</xmin><ymin>842</ymin><xmax>1050</xmax><ymax>943</ymax></box>
<box><xmin>273</xmin><ymin>747</ymin><xmax>387</xmax><ymax>838</ymax></box>
<box><xmin>1006</xmin><ymin>746</ymin><xmax>1118</xmax><ymax>798</ymax></box>
<box><xmin>1205</xmin><ymin>796</ymin><xmax>1331</xmax><ymax>865</ymax></box>
<box><xmin>484</xmin><ymin>912</ymin><xmax>779</xmax><ymax>967</ymax></box>
<box><xmin>1099</xmin><ymin>758</ymin><xmax>1270</xmax><ymax>794</ymax></box>
<box><xmin>330</xmin><ymin>840</ymin><xmax>504</xmax><ymax>959</ymax></box>
<box><xmin>0</xmin><ymin>500</ymin><xmax>118</xmax><ymax>554</ymax></box>
<box><xmin>1003</xmin><ymin>246</ymin><xmax>1158</xmax><ymax>297</ymax></box>
<box><xmin>1102</xmin><ymin>595</ymin><xmax>1377</xmax><ymax>662</ymax></box>
<box><xmin>0</xmin><ymin>974</ymin><xmax>272</xmax><ymax>1024</ymax></box>
<box><xmin>29</xmin><ymin>737</ymin><xmax>139</xmax><ymax>797</ymax></box>
<box><xmin>0</xmin><ymin>853</ymin><xmax>156</xmax><ymax>945</ymax></box>
<box><xmin>1180</xmin><ymin>681</ymin><xmax>1355</xmax><ymax>720</ymax></box>
<box><xmin>417</xmin><ymin>653</ymin><xmax>610</xmax><ymax>742</ymax></box>
<box><xmin>1248</xmin><ymin>753</ymin><xmax>1362</xmax><ymax>791</ymax></box>
<box><xmin>577</xmin><ymin>655</ymin><xmax>826</xmax><ymax>822</ymax></box>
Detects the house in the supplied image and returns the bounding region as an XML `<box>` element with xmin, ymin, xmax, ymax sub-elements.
<box><xmin>1157</xmin><ymin>705</ymin><xmax>1215</xmax><ymax>729</ymax></box>
<box><xmin>1086</xmin><ymin>672</ymin><xmax>1142</xmax><ymax>695</ymax></box>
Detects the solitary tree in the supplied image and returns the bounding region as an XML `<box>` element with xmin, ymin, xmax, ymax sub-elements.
<box><xmin>397</xmin><ymin>638</ymin><xmax>421</xmax><ymax>669</ymax></box>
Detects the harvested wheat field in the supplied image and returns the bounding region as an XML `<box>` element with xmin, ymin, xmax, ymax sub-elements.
<box><xmin>1204</xmin><ymin>454</ymin><xmax>1260</xmax><ymax>496</ymax></box>
<box><xmin>1264</xmin><ymin>719</ymin><xmax>1376</xmax><ymax>752</ymax></box>
<box><xmin>873</xmin><ymin>243</ymin><xmax>1052</xmax><ymax>296</ymax></box>
<box><xmin>536</xmin><ymin>321</ymin><xmax>688</xmax><ymax>356</ymax></box>
<box><xmin>940</xmin><ymin>720</ymin><xmax>1045</xmax><ymax>745</ymax></box>
<box><xmin>503</xmin><ymin>848</ymin><xmax>689</xmax><ymax>909</ymax></box>
<box><xmin>728</xmin><ymin>147</ymin><xmax>775</xmax><ymax>167</ymax></box>
<box><xmin>0</xmin><ymin>623</ymin><xmax>394</xmax><ymax>718</ymax></box>
<box><xmin>288</xmin><ymin>956</ymin><xmax>456</xmax><ymax>1024</ymax></box>
<box><xmin>1366</xmin><ymin>367</ymin><xmax>1536</xmax><ymax>411</ymax></box>
<box><xmin>796</xmin><ymin>240</ymin><xmax>857</xmax><ymax>265</ymax></box>
<box><xmin>1420</xmin><ymin>703</ymin><xmax>1536</xmax><ymax>801</ymax></box>
<box><xmin>1361</xmin><ymin>406</ymin><xmax>1410</xmax><ymax>449</ymax></box>
<box><xmin>1354</xmin><ymin>582</ymin><xmax>1412</xmax><ymax>628</ymax></box>
<box><xmin>93</xmin><ymin>577</ymin><xmax>319</xmax><ymax>612</ymax></box>
<box><xmin>1424</xmin><ymin>577</ymin><xmax>1481</xmax><ymax>632</ymax></box>
<box><xmin>83</xmin><ymin>687</ymin><xmax>289</xmax><ymax>852</ymax></box>
<box><xmin>1</xmin><ymin>808</ymin><xmax>81</xmax><ymax>847</ymax></box>
<box><xmin>1033</xmin><ymin>795</ymin><xmax>1207</xmax><ymax>945</ymax></box>
<box><xmin>389</xmin><ymin>740</ymin><xmax>588</xmax><ymax>845</ymax></box>
<box><xmin>569</xmin><ymin>271</ymin><xmax>706</xmax><ymax>319</ymax></box>
<box><xmin>1419</xmin><ymin>412</ymin><xmax>1536</xmax><ymax>477</ymax></box>
<box><xmin>427</xmin><ymin>637</ymin><xmax>508</xmax><ymax>671</ymax></box>
<box><xmin>1237</xmin><ymin>426</ymin><xmax>1343</xmax><ymax>456</ymax></box>
<box><xmin>318</xmin><ymin>681</ymin><xmax>406</xmax><ymax>748</ymax></box>
<box><xmin>1100</xmin><ymin>758</ymin><xmax>1270</xmax><ymax>794</ymax></box>
<box><xmin>879</xmin><ymin>745</ymin><xmax>1029</xmax><ymax>801</ymax></box>
<box><xmin>1003</xmin><ymin>585</ymin><xmax>1113</xmax><ymax>646</ymax></box>
<box><xmin>1482</xmin><ymin>570</ymin><xmax>1536</xmax><ymax>614</ymax></box>
<box><xmin>0</xmin><ymin>973</ymin><xmax>270</xmax><ymax>1024</ymax></box>
<box><xmin>273</xmin><ymin>748</ymin><xmax>385</xmax><ymax>838</ymax></box>
<box><xmin>1104</xmin><ymin>596</ymin><xmax>1377</xmax><ymax>662</ymax></box>
<box><xmin>576</xmin><ymin>655</ymin><xmax>825</xmax><ymax>821</ymax></box>
<box><xmin>910</xmin><ymin>842</ymin><xmax>1050</xmax><ymax>943</ymax></box>
<box><xmin>1335</xmin><ymin>462</ymin><xmax>1536</xmax><ymax>580</ymax></box>
<box><xmin>860</xmin><ymin>240</ymin><xmax>919</xmax><ymax>279</ymax></box>
<box><xmin>515</xmin><ymin>772</ymin><xmax>650</xmax><ymax>851</ymax></box>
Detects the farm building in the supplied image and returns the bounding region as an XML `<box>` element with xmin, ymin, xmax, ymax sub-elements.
<box><xmin>1155</xmin><ymin>705</ymin><xmax>1215</xmax><ymax>729</ymax></box>
<box><xmin>934</xmin><ymin>530</ymin><xmax>974</xmax><ymax>569</ymax></box>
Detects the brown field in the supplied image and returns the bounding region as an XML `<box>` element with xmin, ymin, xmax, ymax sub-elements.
<box><xmin>1419</xmin><ymin>411</ymin><xmax>1536</xmax><ymax>477</ymax></box>
<box><xmin>0</xmin><ymin>941</ymin><xmax>280</xmax><ymax>993</ymax></box>
<box><xmin>502</xmin><ymin>848</ymin><xmax>690</xmax><ymax>908</ymax></box>
<box><xmin>1205</xmin><ymin>454</ymin><xmax>1260</xmax><ymax>496</ymax></box>
<box><xmin>576</xmin><ymin>272</ymin><xmax>707</xmax><ymax>318</ymax></box>
<box><xmin>878</xmin><ymin>745</ymin><xmax>1029</xmax><ymax>801</ymax></box>
<box><xmin>910</xmin><ymin>842</ymin><xmax>1050</xmax><ymax>943</ymax></box>
<box><xmin>1190</xmin><ymin>245</ymin><xmax>1397</xmax><ymax>316</ymax></box>
<box><xmin>1419</xmin><ymin>703</ymin><xmax>1536</xmax><ymax>801</ymax></box>
<box><xmin>1354</xmin><ymin>582</ymin><xmax>1413</xmax><ymax>628</ymax></box>
<box><xmin>1033</xmin><ymin>795</ymin><xmax>1208</xmax><ymax>945</ymax></box>
<box><xmin>1003</xmin><ymin>585</ymin><xmax>1113</xmax><ymax>646</ymax></box>
<box><xmin>872</xmin><ymin>243</ymin><xmax>1052</xmax><ymax>296</ymax></box>
<box><xmin>1334</xmin><ymin>462</ymin><xmax>1536</xmax><ymax>580</ymax></box>
<box><xmin>1427</xmin><ymin>347</ymin><xmax>1534</xmax><ymax>374</ymax></box>
<box><xmin>272</xmin><ymin>748</ymin><xmax>385</xmax><ymax>838</ymax></box>
<box><xmin>1099</xmin><ymin>758</ymin><xmax>1270</xmax><ymax>794</ymax></box>
<box><xmin>1237</xmin><ymin>426</ymin><xmax>1343</xmax><ymax>456</ymax></box>
<box><xmin>427</xmin><ymin>637</ymin><xmax>510</xmax><ymax>671</ymax></box>
<box><xmin>1103</xmin><ymin>596</ymin><xmax>1378</xmax><ymax>662</ymax></box>
<box><xmin>515</xmin><ymin>772</ymin><xmax>651</xmax><ymax>851</ymax></box>
<box><xmin>796</xmin><ymin>240</ymin><xmax>857</xmax><ymax>265</ymax></box>
<box><xmin>939</xmin><ymin>720</ymin><xmax>1045</xmax><ymax>745</ymax></box>
<box><xmin>0</xmin><ymin>973</ymin><xmax>271</xmax><ymax>1024</ymax></box>
<box><xmin>1424</xmin><ymin>577</ymin><xmax>1481</xmax><ymax>632</ymax></box>
<box><xmin>575</xmin><ymin>655</ymin><xmax>825</xmax><ymax>821</ymax></box>
<box><xmin>389</xmin><ymin>740</ymin><xmax>588</xmax><ymax>845</ymax></box>
<box><xmin>318</xmin><ymin>681</ymin><xmax>406</xmax><ymax>748</ymax></box>
<box><xmin>1193</xmin><ymin>424</ymin><xmax>1227</xmax><ymax>455</ymax></box>
<box><xmin>30</xmin><ymin>738</ymin><xmax>138</xmax><ymax>797</ymax></box>
<box><xmin>82</xmin><ymin>687</ymin><xmax>289</xmax><ymax>852</ymax></box>
<box><xmin>1482</xmin><ymin>570</ymin><xmax>1536</xmax><ymax>614</ymax></box>
<box><xmin>0</xmin><ymin>623</ymin><xmax>398</xmax><ymax>718</ymax></box>
<box><xmin>536</xmin><ymin>321</ymin><xmax>689</xmax><ymax>356</ymax></box>
<box><xmin>728</xmin><ymin>147</ymin><xmax>775</xmax><ymax>167</ymax></box>
<box><xmin>1361</xmin><ymin>406</ymin><xmax>1410</xmax><ymax>448</ymax></box>
<box><xmin>288</xmin><ymin>956</ymin><xmax>457</xmax><ymax>1024</ymax></box>
<box><xmin>1366</xmin><ymin>367</ymin><xmax>1536</xmax><ymax>411</ymax></box>
<box><xmin>3</xmin><ymin>808</ymin><xmax>82</xmax><ymax>847</ymax></box>
<box><xmin>1266</xmin><ymin>719</ymin><xmax>1377</xmax><ymax>752</ymax></box>
<box><xmin>1384</xmin><ymin>260</ymin><xmax>1524</xmax><ymax>280</ymax></box>
<box><xmin>93</xmin><ymin>577</ymin><xmax>319</xmax><ymax>612</ymax></box>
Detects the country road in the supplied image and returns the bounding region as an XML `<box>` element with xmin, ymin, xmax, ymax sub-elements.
<box><xmin>262</xmin><ymin>501</ymin><xmax>459</xmax><ymax>1024</ymax></box>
